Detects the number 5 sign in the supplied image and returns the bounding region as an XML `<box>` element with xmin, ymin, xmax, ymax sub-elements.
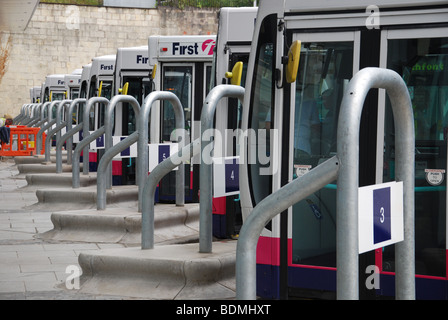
<box><xmin>358</xmin><ymin>181</ymin><xmax>404</xmax><ymax>254</ymax></box>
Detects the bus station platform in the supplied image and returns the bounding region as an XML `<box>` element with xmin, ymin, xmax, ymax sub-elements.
<box><xmin>0</xmin><ymin>157</ymin><xmax>237</xmax><ymax>300</ymax></box>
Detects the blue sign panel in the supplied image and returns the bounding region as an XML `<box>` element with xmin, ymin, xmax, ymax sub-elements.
<box><xmin>120</xmin><ymin>137</ymin><xmax>130</xmax><ymax>157</ymax></box>
<box><xmin>96</xmin><ymin>134</ymin><xmax>104</xmax><ymax>148</ymax></box>
<box><xmin>159</xmin><ymin>145</ymin><xmax>170</xmax><ymax>163</ymax></box>
<box><xmin>225</xmin><ymin>158</ymin><xmax>239</xmax><ymax>194</ymax></box>
<box><xmin>373</xmin><ymin>187</ymin><xmax>391</xmax><ymax>244</ymax></box>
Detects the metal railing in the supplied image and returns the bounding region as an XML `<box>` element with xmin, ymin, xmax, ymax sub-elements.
<box><xmin>236</xmin><ymin>67</ymin><xmax>415</xmax><ymax>300</ymax></box>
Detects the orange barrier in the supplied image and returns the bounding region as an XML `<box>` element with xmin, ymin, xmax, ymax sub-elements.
<box><xmin>0</xmin><ymin>125</ymin><xmax>46</xmax><ymax>156</ymax></box>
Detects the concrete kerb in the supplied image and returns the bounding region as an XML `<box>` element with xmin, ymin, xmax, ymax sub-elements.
<box><xmin>16</xmin><ymin>163</ymin><xmax>77</xmax><ymax>176</ymax></box>
<box><xmin>33</xmin><ymin>185</ymin><xmax>138</xmax><ymax>209</ymax></box>
<box><xmin>13</xmin><ymin>150</ymin><xmax>69</xmax><ymax>165</ymax></box>
<box><xmin>14</xmin><ymin>155</ymin><xmax>67</xmax><ymax>165</ymax></box>
<box><xmin>24</xmin><ymin>172</ymin><xmax>97</xmax><ymax>189</ymax></box>
<box><xmin>36</xmin><ymin>203</ymin><xmax>200</xmax><ymax>246</ymax></box>
<box><xmin>76</xmin><ymin>241</ymin><xmax>237</xmax><ymax>300</ymax></box>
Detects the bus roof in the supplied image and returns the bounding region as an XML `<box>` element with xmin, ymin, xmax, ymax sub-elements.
<box><xmin>65</xmin><ymin>73</ymin><xmax>81</xmax><ymax>89</ymax></box>
<box><xmin>218</xmin><ymin>7</ymin><xmax>257</xmax><ymax>44</ymax></box>
<box><xmin>148</xmin><ymin>35</ymin><xmax>216</xmax><ymax>67</ymax></box>
<box><xmin>283</xmin><ymin>0</ymin><xmax>448</xmax><ymax>12</ymax></box>
<box><xmin>44</xmin><ymin>74</ymin><xmax>65</xmax><ymax>90</ymax></box>
<box><xmin>81</xmin><ymin>64</ymin><xmax>91</xmax><ymax>83</ymax></box>
<box><xmin>115</xmin><ymin>46</ymin><xmax>149</xmax><ymax>72</ymax></box>
<box><xmin>90</xmin><ymin>55</ymin><xmax>116</xmax><ymax>78</ymax></box>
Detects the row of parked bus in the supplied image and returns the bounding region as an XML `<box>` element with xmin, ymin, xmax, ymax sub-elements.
<box><xmin>15</xmin><ymin>0</ymin><xmax>448</xmax><ymax>299</ymax></box>
<box><xmin>21</xmin><ymin>7</ymin><xmax>257</xmax><ymax>241</ymax></box>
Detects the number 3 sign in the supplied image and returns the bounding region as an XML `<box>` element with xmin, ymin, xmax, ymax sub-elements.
<box><xmin>358</xmin><ymin>181</ymin><xmax>404</xmax><ymax>254</ymax></box>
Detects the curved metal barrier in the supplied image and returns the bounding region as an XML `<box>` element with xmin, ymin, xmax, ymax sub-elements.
<box><xmin>236</xmin><ymin>67</ymin><xmax>415</xmax><ymax>300</ymax></box>
<box><xmin>137</xmin><ymin>91</ymin><xmax>185</xmax><ymax>211</ymax></box>
<box><xmin>199</xmin><ymin>84</ymin><xmax>245</xmax><ymax>253</ymax></box>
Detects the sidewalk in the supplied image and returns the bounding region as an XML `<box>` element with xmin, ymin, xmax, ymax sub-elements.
<box><xmin>0</xmin><ymin>157</ymin><xmax>137</xmax><ymax>299</ymax></box>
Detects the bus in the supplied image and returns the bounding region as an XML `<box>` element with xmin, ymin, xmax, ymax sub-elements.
<box><xmin>30</xmin><ymin>86</ymin><xmax>41</xmax><ymax>103</ymax></box>
<box><xmin>86</xmin><ymin>55</ymin><xmax>116</xmax><ymax>172</ymax></box>
<box><xmin>239</xmin><ymin>0</ymin><xmax>448</xmax><ymax>299</ymax></box>
<box><xmin>41</xmin><ymin>74</ymin><xmax>66</xmax><ymax>103</ymax></box>
<box><xmin>112</xmin><ymin>45</ymin><xmax>152</xmax><ymax>185</ymax></box>
<box><xmin>148</xmin><ymin>35</ymin><xmax>216</xmax><ymax>203</ymax></box>
<box><xmin>212</xmin><ymin>7</ymin><xmax>257</xmax><ymax>239</ymax></box>
<box><xmin>65</xmin><ymin>69</ymin><xmax>82</xmax><ymax>100</ymax></box>
<box><xmin>79</xmin><ymin>63</ymin><xmax>91</xmax><ymax>100</ymax></box>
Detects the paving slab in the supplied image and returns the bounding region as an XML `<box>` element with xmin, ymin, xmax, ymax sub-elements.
<box><xmin>0</xmin><ymin>157</ymin><xmax>240</xmax><ymax>301</ymax></box>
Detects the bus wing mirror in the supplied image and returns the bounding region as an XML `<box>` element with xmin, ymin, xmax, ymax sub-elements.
<box><xmin>225</xmin><ymin>61</ymin><xmax>243</xmax><ymax>86</ymax></box>
<box><xmin>98</xmin><ymin>81</ymin><xmax>103</xmax><ymax>97</ymax></box>
<box><xmin>286</xmin><ymin>40</ymin><xmax>301</xmax><ymax>83</ymax></box>
<box><xmin>151</xmin><ymin>64</ymin><xmax>157</xmax><ymax>80</ymax></box>
<box><xmin>119</xmin><ymin>82</ymin><xmax>129</xmax><ymax>95</ymax></box>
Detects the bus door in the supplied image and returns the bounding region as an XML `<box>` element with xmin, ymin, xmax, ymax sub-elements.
<box><xmin>379</xmin><ymin>27</ymin><xmax>448</xmax><ymax>299</ymax></box>
<box><xmin>158</xmin><ymin>62</ymin><xmax>204</xmax><ymax>202</ymax></box>
<box><xmin>116</xmin><ymin>75</ymin><xmax>153</xmax><ymax>185</ymax></box>
<box><xmin>213</xmin><ymin>52</ymin><xmax>249</xmax><ymax>239</ymax></box>
<box><xmin>285</xmin><ymin>32</ymin><xmax>360</xmax><ymax>299</ymax></box>
<box><xmin>246</xmin><ymin>12</ymin><xmax>362</xmax><ymax>299</ymax></box>
<box><xmin>87</xmin><ymin>76</ymin><xmax>112</xmax><ymax>172</ymax></box>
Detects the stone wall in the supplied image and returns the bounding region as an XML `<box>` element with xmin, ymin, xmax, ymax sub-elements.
<box><xmin>0</xmin><ymin>3</ymin><xmax>219</xmax><ymax>118</ymax></box>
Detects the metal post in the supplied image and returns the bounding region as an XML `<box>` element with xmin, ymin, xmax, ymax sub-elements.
<box><xmin>36</xmin><ymin>118</ymin><xmax>55</xmax><ymax>154</ymax></box>
<box><xmin>36</xmin><ymin>102</ymin><xmax>51</xmax><ymax>154</ymax></box>
<box><xmin>14</xmin><ymin>104</ymin><xmax>27</xmax><ymax>124</ymax></box>
<box><xmin>20</xmin><ymin>104</ymin><xmax>35</xmax><ymax>126</ymax></box>
<box><xmin>54</xmin><ymin>100</ymin><xmax>72</xmax><ymax>168</ymax></box>
<box><xmin>137</xmin><ymin>91</ymin><xmax>185</xmax><ymax>212</ymax></box>
<box><xmin>82</xmin><ymin>97</ymin><xmax>109</xmax><ymax>175</ymax></box>
<box><xmin>44</xmin><ymin>101</ymin><xmax>60</xmax><ymax>162</ymax></box>
<box><xmin>141</xmin><ymin>138</ymin><xmax>201</xmax><ymax>249</ymax></box>
<box><xmin>56</xmin><ymin>123</ymin><xmax>83</xmax><ymax>173</ymax></box>
<box><xmin>28</xmin><ymin>105</ymin><xmax>42</xmax><ymax>127</ymax></box>
<box><xmin>236</xmin><ymin>157</ymin><xmax>340</xmax><ymax>299</ymax></box>
<box><xmin>72</xmin><ymin>126</ymin><xmax>105</xmax><ymax>188</ymax></box>
<box><xmin>97</xmin><ymin>131</ymin><xmax>139</xmax><ymax>210</ymax></box>
<box><xmin>199</xmin><ymin>84</ymin><xmax>244</xmax><ymax>253</ymax></box>
<box><xmin>104</xmin><ymin>95</ymin><xmax>140</xmax><ymax>189</ymax></box>
<box><xmin>65</xmin><ymin>98</ymin><xmax>86</xmax><ymax>165</ymax></box>
<box><xmin>27</xmin><ymin>103</ymin><xmax>41</xmax><ymax>127</ymax></box>
<box><xmin>336</xmin><ymin>67</ymin><xmax>414</xmax><ymax>300</ymax></box>
<box><xmin>33</xmin><ymin>102</ymin><xmax>51</xmax><ymax>131</ymax></box>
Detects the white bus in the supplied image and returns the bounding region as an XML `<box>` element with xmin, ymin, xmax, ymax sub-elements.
<box><xmin>30</xmin><ymin>86</ymin><xmax>41</xmax><ymax>103</ymax></box>
<box><xmin>112</xmin><ymin>45</ymin><xmax>151</xmax><ymax>185</ymax></box>
<box><xmin>86</xmin><ymin>55</ymin><xmax>116</xmax><ymax>172</ymax></box>
<box><xmin>239</xmin><ymin>0</ymin><xmax>448</xmax><ymax>299</ymax></box>
<box><xmin>79</xmin><ymin>63</ymin><xmax>91</xmax><ymax>100</ymax></box>
<box><xmin>41</xmin><ymin>74</ymin><xmax>66</xmax><ymax>103</ymax></box>
<box><xmin>148</xmin><ymin>35</ymin><xmax>216</xmax><ymax>202</ymax></box>
<box><xmin>64</xmin><ymin>69</ymin><xmax>82</xmax><ymax>100</ymax></box>
<box><xmin>212</xmin><ymin>7</ymin><xmax>257</xmax><ymax>239</ymax></box>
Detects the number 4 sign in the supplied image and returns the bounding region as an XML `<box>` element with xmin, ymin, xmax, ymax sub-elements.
<box><xmin>213</xmin><ymin>156</ymin><xmax>239</xmax><ymax>197</ymax></box>
<box><xmin>358</xmin><ymin>181</ymin><xmax>404</xmax><ymax>254</ymax></box>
